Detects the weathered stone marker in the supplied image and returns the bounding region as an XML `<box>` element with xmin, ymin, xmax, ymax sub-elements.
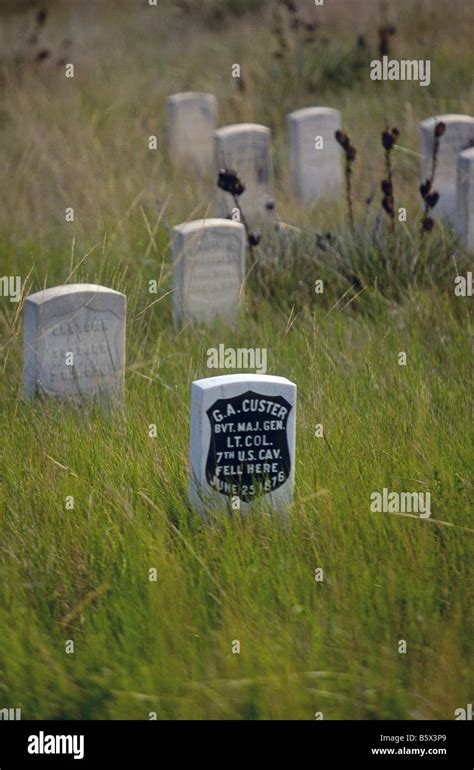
<box><xmin>166</xmin><ymin>92</ymin><xmax>218</xmax><ymax>172</ymax></box>
<box><xmin>172</xmin><ymin>218</ymin><xmax>246</xmax><ymax>326</ymax></box>
<box><xmin>419</xmin><ymin>114</ymin><xmax>474</xmax><ymax>221</ymax></box>
<box><xmin>189</xmin><ymin>374</ymin><xmax>297</xmax><ymax>515</ymax></box>
<box><xmin>457</xmin><ymin>147</ymin><xmax>474</xmax><ymax>249</ymax></box>
<box><xmin>23</xmin><ymin>284</ymin><xmax>126</xmax><ymax>401</ymax></box>
<box><xmin>215</xmin><ymin>123</ymin><xmax>273</xmax><ymax>225</ymax></box>
<box><xmin>288</xmin><ymin>107</ymin><xmax>342</xmax><ymax>203</ymax></box>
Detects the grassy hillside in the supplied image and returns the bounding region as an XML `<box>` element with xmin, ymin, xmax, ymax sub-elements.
<box><xmin>0</xmin><ymin>0</ymin><xmax>472</xmax><ymax>719</ymax></box>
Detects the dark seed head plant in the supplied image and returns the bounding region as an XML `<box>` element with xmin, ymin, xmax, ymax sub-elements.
<box><xmin>272</xmin><ymin>4</ymin><xmax>290</xmax><ymax>60</ymax></box>
<box><xmin>381</xmin><ymin>126</ymin><xmax>400</xmax><ymax>234</ymax></box>
<box><xmin>335</xmin><ymin>129</ymin><xmax>357</xmax><ymax>234</ymax></box>
<box><xmin>217</xmin><ymin>168</ymin><xmax>261</xmax><ymax>258</ymax></box>
<box><xmin>420</xmin><ymin>121</ymin><xmax>446</xmax><ymax>234</ymax></box>
<box><xmin>378</xmin><ymin>24</ymin><xmax>397</xmax><ymax>57</ymax></box>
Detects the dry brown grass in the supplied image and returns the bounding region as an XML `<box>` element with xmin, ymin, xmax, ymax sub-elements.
<box><xmin>0</xmin><ymin>0</ymin><xmax>472</xmax><ymax>244</ymax></box>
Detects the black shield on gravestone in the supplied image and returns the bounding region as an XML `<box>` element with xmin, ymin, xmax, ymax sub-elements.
<box><xmin>205</xmin><ymin>390</ymin><xmax>292</xmax><ymax>503</ymax></box>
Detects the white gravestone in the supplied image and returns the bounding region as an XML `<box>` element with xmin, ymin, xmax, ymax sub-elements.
<box><xmin>166</xmin><ymin>92</ymin><xmax>218</xmax><ymax>172</ymax></box>
<box><xmin>457</xmin><ymin>147</ymin><xmax>474</xmax><ymax>249</ymax></box>
<box><xmin>215</xmin><ymin>124</ymin><xmax>273</xmax><ymax>225</ymax></box>
<box><xmin>172</xmin><ymin>218</ymin><xmax>246</xmax><ymax>326</ymax></box>
<box><xmin>23</xmin><ymin>284</ymin><xmax>126</xmax><ymax>401</ymax></box>
<box><xmin>189</xmin><ymin>374</ymin><xmax>297</xmax><ymax>516</ymax></box>
<box><xmin>419</xmin><ymin>114</ymin><xmax>474</xmax><ymax>221</ymax></box>
<box><xmin>288</xmin><ymin>107</ymin><xmax>342</xmax><ymax>203</ymax></box>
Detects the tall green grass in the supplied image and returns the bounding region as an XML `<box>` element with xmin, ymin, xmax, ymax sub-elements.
<box><xmin>0</xmin><ymin>279</ymin><xmax>472</xmax><ymax>719</ymax></box>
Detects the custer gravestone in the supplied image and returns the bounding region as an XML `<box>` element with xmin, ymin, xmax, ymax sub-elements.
<box><xmin>172</xmin><ymin>218</ymin><xmax>246</xmax><ymax>326</ymax></box>
<box><xmin>214</xmin><ymin>123</ymin><xmax>273</xmax><ymax>225</ymax></box>
<box><xmin>457</xmin><ymin>147</ymin><xmax>474</xmax><ymax>249</ymax></box>
<box><xmin>419</xmin><ymin>114</ymin><xmax>474</xmax><ymax>221</ymax></box>
<box><xmin>166</xmin><ymin>92</ymin><xmax>218</xmax><ymax>172</ymax></box>
<box><xmin>189</xmin><ymin>374</ymin><xmax>297</xmax><ymax>516</ymax></box>
<box><xmin>23</xmin><ymin>284</ymin><xmax>126</xmax><ymax>401</ymax></box>
<box><xmin>288</xmin><ymin>107</ymin><xmax>342</xmax><ymax>203</ymax></box>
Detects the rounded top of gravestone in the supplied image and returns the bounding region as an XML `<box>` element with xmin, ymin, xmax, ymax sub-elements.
<box><xmin>173</xmin><ymin>218</ymin><xmax>245</xmax><ymax>237</ymax></box>
<box><xmin>215</xmin><ymin>124</ymin><xmax>271</xmax><ymax>138</ymax></box>
<box><xmin>459</xmin><ymin>146</ymin><xmax>474</xmax><ymax>160</ymax></box>
<box><xmin>192</xmin><ymin>373</ymin><xmax>295</xmax><ymax>390</ymax></box>
<box><xmin>288</xmin><ymin>106</ymin><xmax>340</xmax><ymax>121</ymax></box>
<box><xmin>26</xmin><ymin>283</ymin><xmax>125</xmax><ymax>306</ymax></box>
<box><xmin>419</xmin><ymin>114</ymin><xmax>474</xmax><ymax>129</ymax></box>
<box><xmin>166</xmin><ymin>92</ymin><xmax>216</xmax><ymax>104</ymax></box>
